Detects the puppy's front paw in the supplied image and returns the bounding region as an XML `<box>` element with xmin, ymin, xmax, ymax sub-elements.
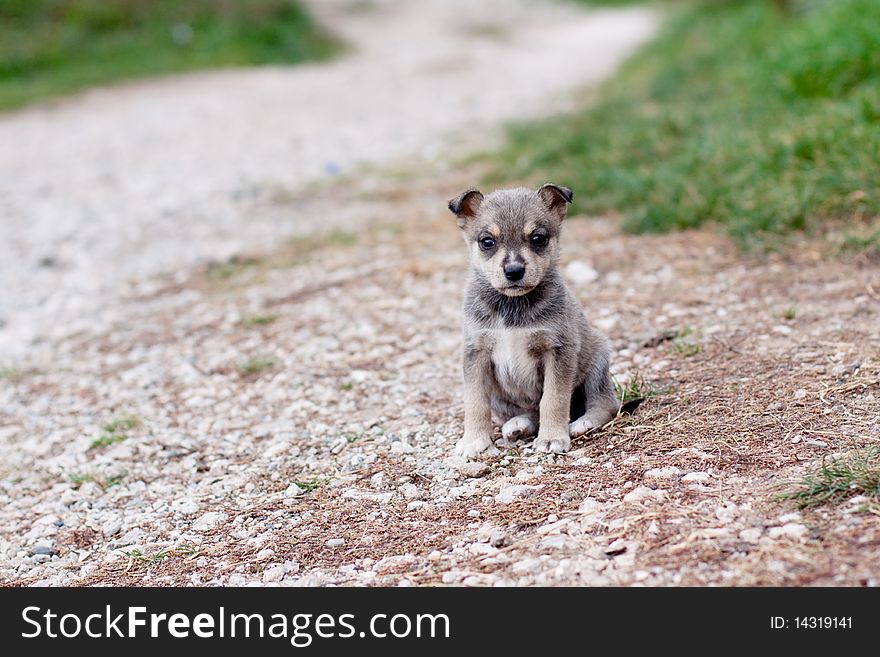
<box><xmin>533</xmin><ymin>433</ymin><xmax>571</xmax><ymax>454</ymax></box>
<box><xmin>454</xmin><ymin>433</ymin><xmax>494</xmax><ymax>458</ymax></box>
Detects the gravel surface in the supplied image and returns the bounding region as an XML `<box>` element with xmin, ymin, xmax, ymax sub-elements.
<box><xmin>3</xmin><ymin>164</ymin><xmax>878</xmax><ymax>587</ymax></box>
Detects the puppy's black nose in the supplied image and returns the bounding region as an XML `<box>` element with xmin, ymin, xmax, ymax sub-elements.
<box><xmin>504</xmin><ymin>263</ymin><xmax>525</xmax><ymax>281</ymax></box>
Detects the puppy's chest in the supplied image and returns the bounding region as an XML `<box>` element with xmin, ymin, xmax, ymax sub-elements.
<box><xmin>490</xmin><ymin>329</ymin><xmax>543</xmax><ymax>400</ymax></box>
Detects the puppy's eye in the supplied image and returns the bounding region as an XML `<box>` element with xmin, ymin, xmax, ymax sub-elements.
<box><xmin>479</xmin><ymin>237</ymin><xmax>496</xmax><ymax>250</ymax></box>
<box><xmin>530</xmin><ymin>233</ymin><xmax>549</xmax><ymax>247</ymax></box>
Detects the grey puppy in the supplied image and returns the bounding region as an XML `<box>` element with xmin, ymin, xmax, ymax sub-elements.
<box><xmin>448</xmin><ymin>183</ymin><xmax>618</xmax><ymax>457</ymax></box>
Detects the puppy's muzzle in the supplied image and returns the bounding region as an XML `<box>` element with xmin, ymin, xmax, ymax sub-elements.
<box><xmin>504</xmin><ymin>263</ymin><xmax>525</xmax><ymax>282</ymax></box>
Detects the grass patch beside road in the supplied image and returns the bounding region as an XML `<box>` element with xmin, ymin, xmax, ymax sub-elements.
<box><xmin>781</xmin><ymin>447</ymin><xmax>880</xmax><ymax>511</ymax></box>
<box><xmin>492</xmin><ymin>0</ymin><xmax>880</xmax><ymax>246</ymax></box>
<box><xmin>0</xmin><ymin>0</ymin><xmax>339</xmax><ymax>110</ymax></box>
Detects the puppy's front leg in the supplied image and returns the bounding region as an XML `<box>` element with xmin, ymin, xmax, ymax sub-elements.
<box><xmin>534</xmin><ymin>351</ymin><xmax>573</xmax><ymax>454</ymax></box>
<box><xmin>455</xmin><ymin>348</ymin><xmax>495</xmax><ymax>458</ymax></box>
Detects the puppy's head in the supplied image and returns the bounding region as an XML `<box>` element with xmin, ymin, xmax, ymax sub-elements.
<box><xmin>448</xmin><ymin>184</ymin><xmax>573</xmax><ymax>296</ymax></box>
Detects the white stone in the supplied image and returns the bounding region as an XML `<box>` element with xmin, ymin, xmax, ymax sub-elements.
<box><xmin>495</xmin><ymin>485</ymin><xmax>540</xmax><ymax>504</ymax></box>
<box><xmin>489</xmin><ymin>529</ymin><xmax>509</xmax><ymax>548</ymax></box>
<box><xmin>541</xmin><ymin>535</ymin><xmax>575</xmax><ymax>550</ymax></box>
<box><xmin>398</xmin><ymin>483</ymin><xmax>423</xmax><ymax>500</ymax></box>
<box><xmin>536</xmin><ymin>519</ymin><xmax>570</xmax><ymax>535</ymax></box>
<box><xmin>681</xmin><ymin>472</ymin><xmax>711</xmax><ymax>483</ymax></box>
<box><xmin>469</xmin><ymin>543</ymin><xmax>498</xmax><ymax>556</ymax></box>
<box><xmin>768</xmin><ymin>523</ymin><xmax>808</xmax><ymax>540</ymax></box>
<box><xmin>577</xmin><ymin>498</ymin><xmax>602</xmax><ymax>514</ymax></box>
<box><xmin>192</xmin><ymin>512</ymin><xmax>227</xmax><ymax>532</ymax></box>
<box><xmin>623</xmin><ymin>486</ymin><xmax>666</xmax><ymax>503</ymax></box>
<box><xmin>101</xmin><ymin>520</ymin><xmax>122</xmax><ymax>536</ymax></box>
<box><xmin>644</xmin><ymin>466</ymin><xmax>681</xmax><ymax>479</ymax></box>
<box><xmin>171</xmin><ymin>500</ymin><xmax>200</xmax><ymax>516</ymax></box>
<box><xmin>564</xmin><ymin>261</ymin><xmax>599</xmax><ymax>285</ymax></box>
<box><xmin>739</xmin><ymin>528</ymin><xmax>763</xmax><ymax>543</ymax></box>
<box><xmin>285</xmin><ymin>483</ymin><xmax>304</xmax><ymax>497</ymax></box>
<box><xmin>512</xmin><ymin>557</ymin><xmax>542</xmax><ymax>574</ymax></box>
<box><xmin>458</xmin><ymin>462</ymin><xmax>490</xmax><ymax>478</ymax></box>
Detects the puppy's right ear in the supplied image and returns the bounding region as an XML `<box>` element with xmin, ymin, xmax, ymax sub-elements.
<box><xmin>448</xmin><ymin>189</ymin><xmax>484</xmax><ymax>229</ymax></box>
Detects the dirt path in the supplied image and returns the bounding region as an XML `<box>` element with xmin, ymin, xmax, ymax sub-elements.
<box><xmin>0</xmin><ymin>0</ymin><xmax>655</xmax><ymax>360</ymax></box>
<box><xmin>3</xmin><ymin>2</ymin><xmax>879</xmax><ymax>588</ymax></box>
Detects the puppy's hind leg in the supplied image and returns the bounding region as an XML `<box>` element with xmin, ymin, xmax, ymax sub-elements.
<box><xmin>569</xmin><ymin>352</ymin><xmax>619</xmax><ymax>438</ymax></box>
<box><xmin>501</xmin><ymin>413</ymin><xmax>538</xmax><ymax>444</ymax></box>
<box><xmin>490</xmin><ymin>397</ymin><xmax>537</xmax><ymax>445</ymax></box>
<box><xmin>569</xmin><ymin>402</ymin><xmax>617</xmax><ymax>438</ymax></box>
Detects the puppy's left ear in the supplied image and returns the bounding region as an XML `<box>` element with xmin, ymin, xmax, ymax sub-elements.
<box><xmin>538</xmin><ymin>183</ymin><xmax>574</xmax><ymax>219</ymax></box>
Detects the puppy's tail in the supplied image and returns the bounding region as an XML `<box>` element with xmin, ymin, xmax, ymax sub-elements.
<box><xmin>619</xmin><ymin>397</ymin><xmax>645</xmax><ymax>415</ymax></box>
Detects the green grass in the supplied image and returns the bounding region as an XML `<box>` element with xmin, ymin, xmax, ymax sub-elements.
<box><xmin>574</xmin><ymin>0</ymin><xmax>645</xmax><ymax>5</ymax></box>
<box><xmin>286</xmin><ymin>230</ymin><xmax>359</xmax><ymax>254</ymax></box>
<box><xmin>241</xmin><ymin>313</ymin><xmax>279</xmax><ymax>327</ymax></box>
<box><xmin>207</xmin><ymin>256</ymin><xmax>261</xmax><ymax>280</ymax></box>
<box><xmin>614</xmin><ymin>371</ymin><xmax>654</xmax><ymax>404</ymax></box>
<box><xmin>275</xmin><ymin>230</ymin><xmax>360</xmax><ymax>267</ymax></box>
<box><xmin>102</xmin><ymin>414</ymin><xmax>141</xmax><ymax>434</ymax></box>
<box><xmin>120</xmin><ymin>543</ymin><xmax>199</xmax><ymax>564</ymax></box>
<box><xmin>613</xmin><ymin>371</ymin><xmax>672</xmax><ymax>415</ymax></box>
<box><xmin>293</xmin><ymin>478</ymin><xmax>321</xmax><ymax>493</ymax></box>
<box><xmin>0</xmin><ymin>0</ymin><xmax>339</xmax><ymax>111</ymax></box>
<box><xmin>89</xmin><ymin>413</ymin><xmax>140</xmax><ymax>450</ymax></box>
<box><xmin>839</xmin><ymin>227</ymin><xmax>880</xmax><ymax>256</ymax></box>
<box><xmin>779</xmin><ymin>447</ymin><xmax>880</xmax><ymax>510</ymax></box>
<box><xmin>89</xmin><ymin>433</ymin><xmax>127</xmax><ymax>450</ymax></box>
<box><xmin>239</xmin><ymin>356</ymin><xmax>274</xmax><ymax>375</ymax></box>
<box><xmin>492</xmin><ymin>0</ymin><xmax>880</xmax><ymax>246</ymax></box>
<box><xmin>671</xmin><ymin>326</ymin><xmax>701</xmax><ymax>357</ymax></box>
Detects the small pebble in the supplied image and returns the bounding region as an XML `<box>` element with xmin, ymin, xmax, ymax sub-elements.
<box><xmin>489</xmin><ymin>529</ymin><xmax>509</xmax><ymax>548</ymax></box>
<box><xmin>495</xmin><ymin>485</ymin><xmax>539</xmax><ymax>504</ymax></box>
<box><xmin>623</xmin><ymin>486</ymin><xmax>666</xmax><ymax>503</ymax></box>
<box><xmin>285</xmin><ymin>483</ymin><xmax>304</xmax><ymax>497</ymax></box>
<box><xmin>458</xmin><ymin>462</ymin><xmax>490</xmax><ymax>478</ymax></box>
